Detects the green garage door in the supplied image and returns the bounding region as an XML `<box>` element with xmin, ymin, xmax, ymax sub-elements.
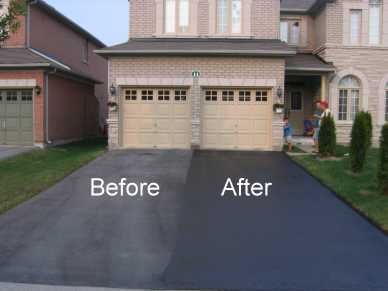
<box><xmin>0</xmin><ymin>89</ymin><xmax>33</xmax><ymax>145</ymax></box>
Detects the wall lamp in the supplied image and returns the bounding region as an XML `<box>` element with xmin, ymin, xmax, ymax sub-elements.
<box><xmin>110</xmin><ymin>83</ymin><xmax>117</xmax><ymax>96</ymax></box>
<box><xmin>35</xmin><ymin>85</ymin><xmax>42</xmax><ymax>95</ymax></box>
<box><xmin>276</xmin><ymin>87</ymin><xmax>283</xmax><ymax>100</ymax></box>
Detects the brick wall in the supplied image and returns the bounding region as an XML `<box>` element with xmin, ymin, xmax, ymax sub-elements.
<box><xmin>2</xmin><ymin>15</ymin><xmax>26</xmax><ymax>48</ymax></box>
<box><xmin>47</xmin><ymin>74</ymin><xmax>98</xmax><ymax>143</ymax></box>
<box><xmin>108</xmin><ymin>56</ymin><xmax>285</xmax><ymax>150</ymax></box>
<box><xmin>324</xmin><ymin>47</ymin><xmax>388</xmax><ymax>145</ymax></box>
<box><xmin>129</xmin><ymin>0</ymin><xmax>279</xmax><ymax>39</ymax></box>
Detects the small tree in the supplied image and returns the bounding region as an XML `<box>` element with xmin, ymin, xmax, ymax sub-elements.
<box><xmin>378</xmin><ymin>124</ymin><xmax>388</xmax><ymax>196</ymax></box>
<box><xmin>350</xmin><ymin>112</ymin><xmax>368</xmax><ymax>173</ymax></box>
<box><xmin>358</xmin><ymin>111</ymin><xmax>373</xmax><ymax>148</ymax></box>
<box><xmin>319</xmin><ymin>113</ymin><xmax>336</xmax><ymax>157</ymax></box>
<box><xmin>0</xmin><ymin>0</ymin><xmax>27</xmax><ymax>44</ymax></box>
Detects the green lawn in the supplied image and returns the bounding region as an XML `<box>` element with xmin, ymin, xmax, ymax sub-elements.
<box><xmin>291</xmin><ymin>146</ymin><xmax>388</xmax><ymax>234</ymax></box>
<box><xmin>0</xmin><ymin>138</ymin><xmax>107</xmax><ymax>215</ymax></box>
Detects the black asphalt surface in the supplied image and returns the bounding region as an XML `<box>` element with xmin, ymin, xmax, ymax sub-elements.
<box><xmin>0</xmin><ymin>150</ymin><xmax>387</xmax><ymax>291</ymax></box>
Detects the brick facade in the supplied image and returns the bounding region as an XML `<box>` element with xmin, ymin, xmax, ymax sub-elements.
<box><xmin>107</xmin><ymin>56</ymin><xmax>285</xmax><ymax>150</ymax></box>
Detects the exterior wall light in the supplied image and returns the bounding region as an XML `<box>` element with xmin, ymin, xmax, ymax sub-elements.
<box><xmin>110</xmin><ymin>84</ymin><xmax>117</xmax><ymax>96</ymax></box>
<box><xmin>35</xmin><ymin>85</ymin><xmax>42</xmax><ymax>95</ymax></box>
<box><xmin>276</xmin><ymin>87</ymin><xmax>283</xmax><ymax>100</ymax></box>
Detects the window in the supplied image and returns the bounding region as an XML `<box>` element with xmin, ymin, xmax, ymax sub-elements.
<box><xmin>369</xmin><ymin>0</ymin><xmax>382</xmax><ymax>45</ymax></box>
<box><xmin>222</xmin><ymin>90</ymin><xmax>234</xmax><ymax>102</ymax></box>
<box><xmin>290</xmin><ymin>22</ymin><xmax>300</xmax><ymax>45</ymax></box>
<box><xmin>175</xmin><ymin>89</ymin><xmax>187</xmax><ymax>101</ymax></box>
<box><xmin>338</xmin><ymin>76</ymin><xmax>361</xmax><ymax>121</ymax></box>
<box><xmin>158</xmin><ymin>90</ymin><xmax>170</xmax><ymax>101</ymax></box>
<box><xmin>239</xmin><ymin>91</ymin><xmax>251</xmax><ymax>102</ymax></box>
<box><xmin>385</xmin><ymin>82</ymin><xmax>388</xmax><ymax>121</ymax></box>
<box><xmin>205</xmin><ymin>90</ymin><xmax>218</xmax><ymax>101</ymax></box>
<box><xmin>82</xmin><ymin>39</ymin><xmax>89</xmax><ymax>63</ymax></box>
<box><xmin>6</xmin><ymin>90</ymin><xmax>17</xmax><ymax>102</ymax></box>
<box><xmin>125</xmin><ymin>90</ymin><xmax>137</xmax><ymax>101</ymax></box>
<box><xmin>165</xmin><ymin>0</ymin><xmax>190</xmax><ymax>33</ymax></box>
<box><xmin>350</xmin><ymin>10</ymin><xmax>362</xmax><ymax>45</ymax></box>
<box><xmin>256</xmin><ymin>90</ymin><xmax>268</xmax><ymax>103</ymax></box>
<box><xmin>280</xmin><ymin>21</ymin><xmax>288</xmax><ymax>42</ymax></box>
<box><xmin>216</xmin><ymin>0</ymin><xmax>241</xmax><ymax>34</ymax></box>
<box><xmin>21</xmin><ymin>90</ymin><xmax>32</xmax><ymax>102</ymax></box>
<box><xmin>141</xmin><ymin>90</ymin><xmax>154</xmax><ymax>101</ymax></box>
<box><xmin>290</xmin><ymin>91</ymin><xmax>302</xmax><ymax>111</ymax></box>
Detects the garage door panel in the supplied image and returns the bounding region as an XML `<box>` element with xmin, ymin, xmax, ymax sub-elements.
<box><xmin>202</xmin><ymin>88</ymin><xmax>272</xmax><ymax>151</ymax></box>
<box><xmin>121</xmin><ymin>87</ymin><xmax>190</xmax><ymax>149</ymax></box>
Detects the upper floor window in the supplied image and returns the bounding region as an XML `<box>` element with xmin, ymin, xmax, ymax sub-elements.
<box><xmin>217</xmin><ymin>0</ymin><xmax>241</xmax><ymax>34</ymax></box>
<box><xmin>279</xmin><ymin>20</ymin><xmax>300</xmax><ymax>45</ymax></box>
<box><xmin>338</xmin><ymin>76</ymin><xmax>361</xmax><ymax>121</ymax></box>
<box><xmin>82</xmin><ymin>39</ymin><xmax>89</xmax><ymax>63</ymax></box>
<box><xmin>350</xmin><ymin>9</ymin><xmax>362</xmax><ymax>45</ymax></box>
<box><xmin>369</xmin><ymin>0</ymin><xmax>382</xmax><ymax>45</ymax></box>
<box><xmin>165</xmin><ymin>0</ymin><xmax>190</xmax><ymax>34</ymax></box>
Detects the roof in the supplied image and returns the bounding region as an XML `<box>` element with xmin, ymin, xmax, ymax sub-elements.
<box><xmin>29</xmin><ymin>0</ymin><xmax>105</xmax><ymax>48</ymax></box>
<box><xmin>280</xmin><ymin>0</ymin><xmax>334</xmax><ymax>13</ymax></box>
<box><xmin>285</xmin><ymin>53</ymin><xmax>335</xmax><ymax>72</ymax></box>
<box><xmin>0</xmin><ymin>48</ymin><xmax>102</xmax><ymax>83</ymax></box>
<box><xmin>96</xmin><ymin>38</ymin><xmax>296</xmax><ymax>57</ymax></box>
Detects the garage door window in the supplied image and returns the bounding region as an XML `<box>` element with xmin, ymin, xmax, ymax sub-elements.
<box><xmin>125</xmin><ymin>90</ymin><xmax>137</xmax><ymax>101</ymax></box>
<box><xmin>158</xmin><ymin>90</ymin><xmax>170</xmax><ymax>101</ymax></box>
<box><xmin>141</xmin><ymin>90</ymin><xmax>154</xmax><ymax>101</ymax></box>
<box><xmin>222</xmin><ymin>90</ymin><xmax>234</xmax><ymax>102</ymax></box>
<box><xmin>21</xmin><ymin>90</ymin><xmax>32</xmax><ymax>103</ymax></box>
<box><xmin>175</xmin><ymin>89</ymin><xmax>187</xmax><ymax>101</ymax></box>
<box><xmin>205</xmin><ymin>90</ymin><xmax>218</xmax><ymax>102</ymax></box>
<box><xmin>256</xmin><ymin>90</ymin><xmax>268</xmax><ymax>103</ymax></box>
<box><xmin>6</xmin><ymin>90</ymin><xmax>17</xmax><ymax>103</ymax></box>
<box><xmin>239</xmin><ymin>91</ymin><xmax>251</xmax><ymax>102</ymax></box>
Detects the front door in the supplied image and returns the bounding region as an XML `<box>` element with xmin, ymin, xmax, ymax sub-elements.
<box><xmin>288</xmin><ymin>90</ymin><xmax>304</xmax><ymax>135</ymax></box>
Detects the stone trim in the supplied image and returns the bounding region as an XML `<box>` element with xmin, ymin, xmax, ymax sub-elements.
<box><xmin>378</xmin><ymin>74</ymin><xmax>388</xmax><ymax>126</ymax></box>
<box><xmin>116</xmin><ymin>77</ymin><xmax>193</xmax><ymax>87</ymax></box>
<box><xmin>0</xmin><ymin>79</ymin><xmax>37</xmax><ymax>87</ymax></box>
<box><xmin>199</xmin><ymin>78</ymin><xmax>276</xmax><ymax>87</ymax></box>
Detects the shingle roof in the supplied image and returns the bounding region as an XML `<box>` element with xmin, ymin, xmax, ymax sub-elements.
<box><xmin>0</xmin><ymin>48</ymin><xmax>101</xmax><ymax>83</ymax></box>
<box><xmin>96</xmin><ymin>38</ymin><xmax>296</xmax><ymax>57</ymax></box>
<box><xmin>286</xmin><ymin>53</ymin><xmax>335</xmax><ymax>72</ymax></box>
<box><xmin>281</xmin><ymin>0</ymin><xmax>317</xmax><ymax>11</ymax></box>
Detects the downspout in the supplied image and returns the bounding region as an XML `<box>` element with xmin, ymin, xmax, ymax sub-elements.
<box><xmin>45</xmin><ymin>68</ymin><xmax>57</xmax><ymax>145</ymax></box>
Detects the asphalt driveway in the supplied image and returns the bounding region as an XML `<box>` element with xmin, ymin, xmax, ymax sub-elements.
<box><xmin>0</xmin><ymin>150</ymin><xmax>387</xmax><ymax>291</ymax></box>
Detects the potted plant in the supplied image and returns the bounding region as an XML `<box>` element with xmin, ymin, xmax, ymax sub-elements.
<box><xmin>107</xmin><ymin>101</ymin><xmax>118</xmax><ymax>112</ymax></box>
<box><xmin>273</xmin><ymin>103</ymin><xmax>284</xmax><ymax>113</ymax></box>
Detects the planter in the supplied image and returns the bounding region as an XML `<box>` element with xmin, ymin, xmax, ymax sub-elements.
<box><xmin>108</xmin><ymin>101</ymin><xmax>118</xmax><ymax>112</ymax></box>
<box><xmin>273</xmin><ymin>103</ymin><xmax>284</xmax><ymax>114</ymax></box>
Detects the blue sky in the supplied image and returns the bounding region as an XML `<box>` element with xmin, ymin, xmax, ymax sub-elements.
<box><xmin>45</xmin><ymin>0</ymin><xmax>129</xmax><ymax>46</ymax></box>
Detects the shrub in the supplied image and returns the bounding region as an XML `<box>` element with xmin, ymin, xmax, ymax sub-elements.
<box><xmin>358</xmin><ymin>111</ymin><xmax>373</xmax><ymax>148</ymax></box>
<box><xmin>319</xmin><ymin>113</ymin><xmax>336</xmax><ymax>157</ymax></box>
<box><xmin>378</xmin><ymin>124</ymin><xmax>388</xmax><ymax>196</ymax></box>
<box><xmin>350</xmin><ymin>112</ymin><xmax>368</xmax><ymax>173</ymax></box>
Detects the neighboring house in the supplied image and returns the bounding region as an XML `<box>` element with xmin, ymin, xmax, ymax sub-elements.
<box><xmin>97</xmin><ymin>0</ymin><xmax>388</xmax><ymax>151</ymax></box>
<box><xmin>0</xmin><ymin>0</ymin><xmax>107</xmax><ymax>147</ymax></box>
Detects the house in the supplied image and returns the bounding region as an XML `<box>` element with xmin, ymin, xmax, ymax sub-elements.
<box><xmin>96</xmin><ymin>0</ymin><xmax>388</xmax><ymax>151</ymax></box>
<box><xmin>0</xmin><ymin>0</ymin><xmax>107</xmax><ymax>147</ymax></box>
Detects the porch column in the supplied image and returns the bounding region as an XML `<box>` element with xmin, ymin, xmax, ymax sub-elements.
<box><xmin>321</xmin><ymin>74</ymin><xmax>328</xmax><ymax>101</ymax></box>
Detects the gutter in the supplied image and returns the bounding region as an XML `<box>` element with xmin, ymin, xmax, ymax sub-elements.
<box><xmin>0</xmin><ymin>63</ymin><xmax>51</xmax><ymax>68</ymax></box>
<box><xmin>286</xmin><ymin>66</ymin><xmax>335</xmax><ymax>72</ymax></box>
<box><xmin>95</xmin><ymin>49</ymin><xmax>297</xmax><ymax>57</ymax></box>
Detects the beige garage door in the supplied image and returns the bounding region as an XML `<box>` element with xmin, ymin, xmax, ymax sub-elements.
<box><xmin>121</xmin><ymin>88</ymin><xmax>191</xmax><ymax>149</ymax></box>
<box><xmin>201</xmin><ymin>88</ymin><xmax>272</xmax><ymax>150</ymax></box>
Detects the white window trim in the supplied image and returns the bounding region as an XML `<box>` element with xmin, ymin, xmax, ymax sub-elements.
<box><xmin>350</xmin><ymin>9</ymin><xmax>362</xmax><ymax>45</ymax></box>
<box><xmin>369</xmin><ymin>0</ymin><xmax>382</xmax><ymax>45</ymax></box>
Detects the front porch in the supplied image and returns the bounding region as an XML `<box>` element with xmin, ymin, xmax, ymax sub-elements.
<box><xmin>284</xmin><ymin>53</ymin><xmax>335</xmax><ymax>138</ymax></box>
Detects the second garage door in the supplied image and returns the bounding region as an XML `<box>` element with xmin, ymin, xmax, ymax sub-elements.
<box><xmin>121</xmin><ymin>88</ymin><xmax>191</xmax><ymax>149</ymax></box>
<box><xmin>201</xmin><ymin>88</ymin><xmax>272</xmax><ymax>150</ymax></box>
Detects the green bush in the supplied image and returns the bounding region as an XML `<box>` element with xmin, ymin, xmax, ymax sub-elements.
<box><xmin>378</xmin><ymin>124</ymin><xmax>388</xmax><ymax>196</ymax></box>
<box><xmin>350</xmin><ymin>112</ymin><xmax>368</xmax><ymax>172</ymax></box>
<box><xmin>358</xmin><ymin>111</ymin><xmax>373</xmax><ymax>148</ymax></box>
<box><xmin>319</xmin><ymin>113</ymin><xmax>336</xmax><ymax>157</ymax></box>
